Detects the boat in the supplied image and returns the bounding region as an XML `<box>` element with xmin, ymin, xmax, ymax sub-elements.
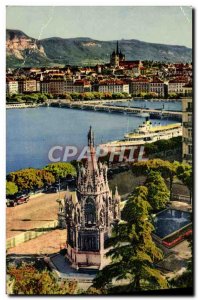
<box><xmin>100</xmin><ymin>117</ymin><xmax>182</xmax><ymax>151</ymax></box>
<box><xmin>136</xmin><ymin>110</ymin><xmax>150</xmax><ymax>118</ymax></box>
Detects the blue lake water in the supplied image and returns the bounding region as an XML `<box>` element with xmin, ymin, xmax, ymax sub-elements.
<box><xmin>108</xmin><ymin>99</ymin><xmax>182</xmax><ymax>111</ymax></box>
<box><xmin>6</xmin><ymin>106</ymin><xmax>178</xmax><ymax>173</ymax></box>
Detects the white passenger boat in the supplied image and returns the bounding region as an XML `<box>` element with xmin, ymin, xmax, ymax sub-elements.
<box><xmin>100</xmin><ymin>118</ymin><xmax>182</xmax><ymax>150</ymax></box>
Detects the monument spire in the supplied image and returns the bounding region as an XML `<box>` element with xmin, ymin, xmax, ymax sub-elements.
<box><xmin>88</xmin><ymin>126</ymin><xmax>94</xmax><ymax>148</ymax></box>
<box><xmin>57</xmin><ymin>129</ymin><xmax>121</xmax><ymax>270</ymax></box>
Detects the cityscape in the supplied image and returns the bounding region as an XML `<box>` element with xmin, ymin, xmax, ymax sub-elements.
<box><xmin>6</xmin><ymin>6</ymin><xmax>193</xmax><ymax>296</ymax></box>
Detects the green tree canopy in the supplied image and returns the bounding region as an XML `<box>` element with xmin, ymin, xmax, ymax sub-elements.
<box><xmin>6</xmin><ymin>181</ymin><xmax>18</xmax><ymax>196</ymax></box>
<box><xmin>145</xmin><ymin>171</ymin><xmax>170</xmax><ymax>210</ymax></box>
<box><xmin>132</xmin><ymin>159</ymin><xmax>178</xmax><ymax>201</ymax></box>
<box><xmin>8</xmin><ymin>264</ymin><xmax>78</xmax><ymax>295</ymax></box>
<box><xmin>92</xmin><ymin>186</ymin><xmax>168</xmax><ymax>293</ymax></box>
<box><xmin>176</xmin><ymin>163</ymin><xmax>192</xmax><ymax>201</ymax></box>
<box><xmin>7</xmin><ymin>168</ymin><xmax>55</xmax><ymax>192</ymax></box>
<box><xmin>44</xmin><ymin>162</ymin><xmax>76</xmax><ymax>180</ymax></box>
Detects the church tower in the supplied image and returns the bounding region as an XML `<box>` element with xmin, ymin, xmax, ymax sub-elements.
<box><xmin>57</xmin><ymin>127</ymin><xmax>121</xmax><ymax>270</ymax></box>
<box><xmin>110</xmin><ymin>41</ymin><xmax>125</xmax><ymax>67</ymax></box>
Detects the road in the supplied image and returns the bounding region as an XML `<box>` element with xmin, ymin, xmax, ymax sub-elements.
<box><xmin>7</xmin><ymin>191</ymin><xmax>66</xmax><ymax>239</ymax></box>
<box><xmin>7</xmin><ymin>229</ymin><xmax>67</xmax><ymax>255</ymax></box>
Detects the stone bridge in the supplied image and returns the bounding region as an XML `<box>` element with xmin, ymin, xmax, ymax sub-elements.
<box><xmin>49</xmin><ymin>100</ymin><xmax>182</xmax><ymax>121</ymax></box>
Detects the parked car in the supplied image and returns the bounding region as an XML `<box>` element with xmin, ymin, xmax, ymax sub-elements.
<box><xmin>6</xmin><ymin>193</ymin><xmax>30</xmax><ymax>207</ymax></box>
<box><xmin>45</xmin><ymin>186</ymin><xmax>59</xmax><ymax>193</ymax></box>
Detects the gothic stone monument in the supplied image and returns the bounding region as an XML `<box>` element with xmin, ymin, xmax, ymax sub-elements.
<box><xmin>57</xmin><ymin>127</ymin><xmax>121</xmax><ymax>270</ymax></box>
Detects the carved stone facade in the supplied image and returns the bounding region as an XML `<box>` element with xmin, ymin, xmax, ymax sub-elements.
<box><xmin>57</xmin><ymin>127</ymin><xmax>121</xmax><ymax>269</ymax></box>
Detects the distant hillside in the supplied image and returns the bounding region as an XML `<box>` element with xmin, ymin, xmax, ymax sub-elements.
<box><xmin>6</xmin><ymin>29</ymin><xmax>192</xmax><ymax>68</ymax></box>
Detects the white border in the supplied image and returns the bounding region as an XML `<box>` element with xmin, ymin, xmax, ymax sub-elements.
<box><xmin>1</xmin><ymin>1</ymin><xmax>197</xmax><ymax>299</ymax></box>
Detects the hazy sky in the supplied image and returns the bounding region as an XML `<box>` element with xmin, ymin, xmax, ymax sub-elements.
<box><xmin>6</xmin><ymin>6</ymin><xmax>192</xmax><ymax>47</ymax></box>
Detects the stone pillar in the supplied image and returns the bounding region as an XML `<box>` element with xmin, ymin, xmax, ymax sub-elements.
<box><xmin>99</xmin><ymin>227</ymin><xmax>104</xmax><ymax>253</ymax></box>
<box><xmin>75</xmin><ymin>226</ymin><xmax>78</xmax><ymax>252</ymax></box>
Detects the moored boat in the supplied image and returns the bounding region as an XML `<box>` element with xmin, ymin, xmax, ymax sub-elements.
<box><xmin>100</xmin><ymin>117</ymin><xmax>182</xmax><ymax>151</ymax></box>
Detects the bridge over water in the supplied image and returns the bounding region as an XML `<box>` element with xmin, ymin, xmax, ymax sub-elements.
<box><xmin>50</xmin><ymin>100</ymin><xmax>182</xmax><ymax>121</ymax></box>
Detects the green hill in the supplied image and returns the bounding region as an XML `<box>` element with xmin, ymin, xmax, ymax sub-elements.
<box><xmin>6</xmin><ymin>29</ymin><xmax>192</xmax><ymax>68</ymax></box>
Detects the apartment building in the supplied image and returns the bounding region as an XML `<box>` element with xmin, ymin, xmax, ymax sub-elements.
<box><xmin>130</xmin><ymin>76</ymin><xmax>150</xmax><ymax>95</ymax></box>
<box><xmin>182</xmin><ymin>97</ymin><xmax>192</xmax><ymax>165</ymax></box>
<box><xmin>18</xmin><ymin>80</ymin><xmax>38</xmax><ymax>93</ymax></box>
<box><xmin>168</xmin><ymin>77</ymin><xmax>188</xmax><ymax>94</ymax></box>
<box><xmin>6</xmin><ymin>79</ymin><xmax>18</xmax><ymax>95</ymax></box>
<box><xmin>149</xmin><ymin>77</ymin><xmax>164</xmax><ymax>97</ymax></box>
<box><xmin>98</xmin><ymin>80</ymin><xmax>129</xmax><ymax>93</ymax></box>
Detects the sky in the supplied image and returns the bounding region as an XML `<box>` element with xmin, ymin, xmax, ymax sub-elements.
<box><xmin>6</xmin><ymin>6</ymin><xmax>192</xmax><ymax>47</ymax></box>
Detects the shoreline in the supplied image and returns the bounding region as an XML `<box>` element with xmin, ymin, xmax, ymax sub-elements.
<box><xmin>6</xmin><ymin>97</ymin><xmax>182</xmax><ymax>109</ymax></box>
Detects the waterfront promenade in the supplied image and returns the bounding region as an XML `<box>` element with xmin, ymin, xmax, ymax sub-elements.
<box><xmin>6</xmin><ymin>103</ymin><xmax>44</xmax><ymax>109</ymax></box>
<box><xmin>6</xmin><ymin>99</ymin><xmax>182</xmax><ymax>121</ymax></box>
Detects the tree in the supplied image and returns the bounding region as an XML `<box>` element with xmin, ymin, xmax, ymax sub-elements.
<box><xmin>92</xmin><ymin>186</ymin><xmax>168</xmax><ymax>293</ymax></box>
<box><xmin>83</xmin><ymin>92</ymin><xmax>94</xmax><ymax>100</ymax></box>
<box><xmin>44</xmin><ymin>162</ymin><xmax>76</xmax><ymax>180</ymax></box>
<box><xmin>176</xmin><ymin>163</ymin><xmax>192</xmax><ymax>203</ymax></box>
<box><xmin>70</xmin><ymin>92</ymin><xmax>80</xmax><ymax>100</ymax></box>
<box><xmin>93</xmin><ymin>92</ymin><xmax>103</xmax><ymax>100</ymax></box>
<box><xmin>7</xmin><ymin>168</ymin><xmax>55</xmax><ymax>192</ymax></box>
<box><xmin>145</xmin><ymin>171</ymin><xmax>170</xmax><ymax>210</ymax></box>
<box><xmin>132</xmin><ymin>159</ymin><xmax>178</xmax><ymax>201</ymax></box>
<box><xmin>38</xmin><ymin>94</ymin><xmax>48</xmax><ymax>102</ymax></box>
<box><xmin>6</xmin><ymin>181</ymin><xmax>18</xmax><ymax>196</ymax></box>
<box><xmin>8</xmin><ymin>264</ymin><xmax>78</xmax><ymax>295</ymax></box>
<box><xmin>64</xmin><ymin>93</ymin><xmax>72</xmax><ymax>100</ymax></box>
<box><xmin>103</xmin><ymin>92</ymin><xmax>112</xmax><ymax>99</ymax></box>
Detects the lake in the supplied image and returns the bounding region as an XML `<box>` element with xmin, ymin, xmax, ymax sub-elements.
<box><xmin>6</xmin><ymin>105</ymin><xmax>178</xmax><ymax>173</ymax></box>
<box><xmin>107</xmin><ymin>99</ymin><xmax>182</xmax><ymax>111</ymax></box>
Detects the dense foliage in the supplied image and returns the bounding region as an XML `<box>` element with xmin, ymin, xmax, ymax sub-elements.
<box><xmin>8</xmin><ymin>264</ymin><xmax>78</xmax><ymax>295</ymax></box>
<box><xmin>132</xmin><ymin>159</ymin><xmax>192</xmax><ymax>202</ymax></box>
<box><xmin>6</xmin><ymin>91</ymin><xmax>130</xmax><ymax>103</ymax></box>
<box><xmin>6</xmin><ymin>181</ymin><xmax>18</xmax><ymax>196</ymax></box>
<box><xmin>92</xmin><ymin>186</ymin><xmax>168</xmax><ymax>293</ymax></box>
<box><xmin>145</xmin><ymin>171</ymin><xmax>170</xmax><ymax>210</ymax></box>
<box><xmin>6</xmin><ymin>93</ymin><xmax>53</xmax><ymax>103</ymax></box>
<box><xmin>7</xmin><ymin>168</ymin><xmax>55</xmax><ymax>192</ymax></box>
<box><xmin>44</xmin><ymin>162</ymin><xmax>76</xmax><ymax>179</ymax></box>
<box><xmin>176</xmin><ymin>163</ymin><xmax>192</xmax><ymax>201</ymax></box>
<box><xmin>144</xmin><ymin>137</ymin><xmax>182</xmax><ymax>155</ymax></box>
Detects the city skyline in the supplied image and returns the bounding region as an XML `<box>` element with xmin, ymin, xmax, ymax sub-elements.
<box><xmin>6</xmin><ymin>6</ymin><xmax>192</xmax><ymax>48</ymax></box>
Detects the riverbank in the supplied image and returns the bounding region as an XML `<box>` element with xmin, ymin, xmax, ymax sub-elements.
<box><xmin>6</xmin><ymin>97</ymin><xmax>182</xmax><ymax>109</ymax></box>
<box><xmin>6</xmin><ymin>99</ymin><xmax>130</xmax><ymax>109</ymax></box>
<box><xmin>6</xmin><ymin>103</ymin><xmax>46</xmax><ymax>109</ymax></box>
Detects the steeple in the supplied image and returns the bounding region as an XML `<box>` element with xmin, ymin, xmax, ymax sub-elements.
<box><xmin>116</xmin><ymin>40</ymin><xmax>119</xmax><ymax>55</ymax></box>
<box><xmin>88</xmin><ymin>126</ymin><xmax>94</xmax><ymax>148</ymax></box>
<box><xmin>57</xmin><ymin>128</ymin><xmax>121</xmax><ymax>270</ymax></box>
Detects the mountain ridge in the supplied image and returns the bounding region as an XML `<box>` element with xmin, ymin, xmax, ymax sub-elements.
<box><xmin>6</xmin><ymin>29</ymin><xmax>192</xmax><ymax>68</ymax></box>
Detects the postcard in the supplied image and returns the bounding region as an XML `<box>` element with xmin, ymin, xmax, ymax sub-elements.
<box><xmin>6</xmin><ymin>6</ymin><xmax>193</xmax><ymax>295</ymax></box>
